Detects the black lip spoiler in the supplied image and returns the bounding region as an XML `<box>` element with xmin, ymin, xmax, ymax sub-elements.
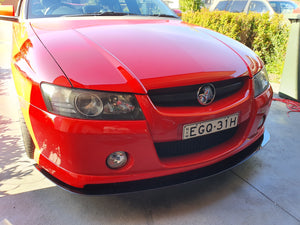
<box><xmin>34</xmin><ymin>131</ymin><xmax>269</xmax><ymax>195</ymax></box>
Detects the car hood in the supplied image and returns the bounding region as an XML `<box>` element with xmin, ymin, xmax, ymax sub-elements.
<box><xmin>31</xmin><ymin>18</ymin><xmax>254</xmax><ymax>93</ymax></box>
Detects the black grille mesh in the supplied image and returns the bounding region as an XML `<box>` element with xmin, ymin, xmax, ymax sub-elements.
<box><xmin>155</xmin><ymin>127</ymin><xmax>238</xmax><ymax>158</ymax></box>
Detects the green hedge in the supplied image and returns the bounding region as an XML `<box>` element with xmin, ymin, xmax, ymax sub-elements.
<box><xmin>182</xmin><ymin>9</ymin><xmax>290</xmax><ymax>79</ymax></box>
<box><xmin>179</xmin><ymin>0</ymin><xmax>203</xmax><ymax>12</ymax></box>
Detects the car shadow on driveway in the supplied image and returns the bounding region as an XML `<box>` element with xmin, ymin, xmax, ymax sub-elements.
<box><xmin>0</xmin><ymin>114</ymin><xmax>34</xmax><ymax>197</ymax></box>
<box><xmin>1</xmin><ymin>165</ymin><xmax>298</xmax><ymax>225</ymax></box>
<box><xmin>0</xmin><ymin>67</ymin><xmax>35</xmax><ymax>197</ymax></box>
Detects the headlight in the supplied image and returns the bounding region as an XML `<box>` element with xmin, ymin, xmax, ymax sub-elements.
<box><xmin>41</xmin><ymin>83</ymin><xmax>144</xmax><ymax>120</ymax></box>
<box><xmin>253</xmin><ymin>67</ymin><xmax>269</xmax><ymax>97</ymax></box>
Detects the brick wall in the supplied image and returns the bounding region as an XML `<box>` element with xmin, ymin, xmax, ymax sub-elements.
<box><xmin>0</xmin><ymin>0</ymin><xmax>19</xmax><ymax>8</ymax></box>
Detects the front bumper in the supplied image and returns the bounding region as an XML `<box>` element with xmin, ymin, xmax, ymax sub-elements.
<box><xmin>35</xmin><ymin>130</ymin><xmax>268</xmax><ymax>195</ymax></box>
<box><xmin>27</xmin><ymin>80</ymin><xmax>272</xmax><ymax>193</ymax></box>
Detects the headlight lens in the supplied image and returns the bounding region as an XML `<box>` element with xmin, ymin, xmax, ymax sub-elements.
<box><xmin>253</xmin><ymin>67</ymin><xmax>269</xmax><ymax>97</ymax></box>
<box><xmin>41</xmin><ymin>83</ymin><xmax>144</xmax><ymax>120</ymax></box>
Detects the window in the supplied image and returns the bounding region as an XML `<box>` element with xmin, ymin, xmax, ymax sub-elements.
<box><xmin>248</xmin><ymin>1</ymin><xmax>268</xmax><ymax>13</ymax></box>
<box><xmin>27</xmin><ymin>0</ymin><xmax>176</xmax><ymax>18</ymax></box>
<box><xmin>215</xmin><ymin>0</ymin><xmax>247</xmax><ymax>12</ymax></box>
<box><xmin>227</xmin><ymin>1</ymin><xmax>247</xmax><ymax>12</ymax></box>
<box><xmin>279</xmin><ymin>2</ymin><xmax>297</xmax><ymax>13</ymax></box>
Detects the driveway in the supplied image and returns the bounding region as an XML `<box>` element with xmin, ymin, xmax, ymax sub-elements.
<box><xmin>1</xmin><ymin>21</ymin><xmax>300</xmax><ymax>225</ymax></box>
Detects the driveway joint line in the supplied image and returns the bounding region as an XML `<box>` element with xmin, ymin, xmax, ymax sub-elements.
<box><xmin>230</xmin><ymin>170</ymin><xmax>300</xmax><ymax>223</ymax></box>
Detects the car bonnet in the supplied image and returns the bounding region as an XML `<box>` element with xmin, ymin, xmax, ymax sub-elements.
<box><xmin>30</xmin><ymin>18</ymin><xmax>254</xmax><ymax>93</ymax></box>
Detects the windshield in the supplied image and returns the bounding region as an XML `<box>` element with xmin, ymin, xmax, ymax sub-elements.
<box><xmin>27</xmin><ymin>0</ymin><xmax>177</xmax><ymax>19</ymax></box>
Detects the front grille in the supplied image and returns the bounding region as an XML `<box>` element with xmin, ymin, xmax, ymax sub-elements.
<box><xmin>155</xmin><ymin>127</ymin><xmax>238</xmax><ymax>158</ymax></box>
<box><xmin>148</xmin><ymin>77</ymin><xmax>245</xmax><ymax>107</ymax></box>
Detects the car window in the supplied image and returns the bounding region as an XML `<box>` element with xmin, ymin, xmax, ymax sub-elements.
<box><xmin>269</xmin><ymin>1</ymin><xmax>297</xmax><ymax>13</ymax></box>
<box><xmin>269</xmin><ymin>1</ymin><xmax>279</xmax><ymax>12</ymax></box>
<box><xmin>280</xmin><ymin>2</ymin><xmax>297</xmax><ymax>13</ymax></box>
<box><xmin>248</xmin><ymin>1</ymin><xmax>269</xmax><ymax>12</ymax></box>
<box><xmin>27</xmin><ymin>0</ymin><xmax>177</xmax><ymax>18</ymax></box>
<box><xmin>214</xmin><ymin>0</ymin><xmax>247</xmax><ymax>12</ymax></box>
<box><xmin>227</xmin><ymin>1</ymin><xmax>248</xmax><ymax>11</ymax></box>
<box><xmin>215</xmin><ymin>1</ymin><xmax>230</xmax><ymax>10</ymax></box>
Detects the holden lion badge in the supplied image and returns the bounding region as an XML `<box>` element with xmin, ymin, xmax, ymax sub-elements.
<box><xmin>197</xmin><ymin>84</ymin><xmax>216</xmax><ymax>106</ymax></box>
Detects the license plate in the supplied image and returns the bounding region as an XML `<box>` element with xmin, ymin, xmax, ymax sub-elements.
<box><xmin>182</xmin><ymin>113</ymin><xmax>239</xmax><ymax>140</ymax></box>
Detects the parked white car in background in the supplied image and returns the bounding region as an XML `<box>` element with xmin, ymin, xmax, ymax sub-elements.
<box><xmin>210</xmin><ymin>0</ymin><xmax>275</xmax><ymax>14</ymax></box>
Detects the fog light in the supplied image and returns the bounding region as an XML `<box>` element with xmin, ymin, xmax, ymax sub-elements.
<box><xmin>107</xmin><ymin>151</ymin><xmax>128</xmax><ymax>169</ymax></box>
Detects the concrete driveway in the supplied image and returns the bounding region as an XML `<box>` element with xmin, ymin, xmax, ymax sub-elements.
<box><xmin>1</xmin><ymin>21</ymin><xmax>300</xmax><ymax>225</ymax></box>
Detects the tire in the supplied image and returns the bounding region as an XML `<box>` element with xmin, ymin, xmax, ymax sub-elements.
<box><xmin>19</xmin><ymin>110</ymin><xmax>35</xmax><ymax>159</ymax></box>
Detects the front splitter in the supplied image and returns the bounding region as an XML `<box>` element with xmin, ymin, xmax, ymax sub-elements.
<box><xmin>34</xmin><ymin>130</ymin><xmax>268</xmax><ymax>195</ymax></box>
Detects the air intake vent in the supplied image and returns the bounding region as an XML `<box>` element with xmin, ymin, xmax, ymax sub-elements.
<box><xmin>155</xmin><ymin>127</ymin><xmax>238</xmax><ymax>158</ymax></box>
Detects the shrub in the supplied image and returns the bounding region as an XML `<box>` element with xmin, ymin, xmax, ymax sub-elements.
<box><xmin>179</xmin><ymin>0</ymin><xmax>204</xmax><ymax>12</ymax></box>
<box><xmin>182</xmin><ymin>9</ymin><xmax>290</xmax><ymax>78</ymax></box>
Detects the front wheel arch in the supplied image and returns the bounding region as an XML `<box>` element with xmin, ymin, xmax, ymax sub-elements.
<box><xmin>19</xmin><ymin>109</ymin><xmax>35</xmax><ymax>159</ymax></box>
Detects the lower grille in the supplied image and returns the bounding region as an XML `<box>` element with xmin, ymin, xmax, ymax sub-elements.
<box><xmin>155</xmin><ymin>127</ymin><xmax>238</xmax><ymax>158</ymax></box>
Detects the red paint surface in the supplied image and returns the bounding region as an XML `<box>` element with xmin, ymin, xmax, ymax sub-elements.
<box><xmin>11</xmin><ymin>17</ymin><xmax>273</xmax><ymax>189</ymax></box>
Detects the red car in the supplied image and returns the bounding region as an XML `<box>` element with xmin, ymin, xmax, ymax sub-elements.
<box><xmin>0</xmin><ymin>0</ymin><xmax>272</xmax><ymax>194</ymax></box>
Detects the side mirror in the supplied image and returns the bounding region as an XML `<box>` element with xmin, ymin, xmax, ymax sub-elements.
<box><xmin>173</xmin><ymin>9</ymin><xmax>182</xmax><ymax>17</ymax></box>
<box><xmin>0</xmin><ymin>5</ymin><xmax>18</xmax><ymax>22</ymax></box>
<box><xmin>0</xmin><ymin>5</ymin><xmax>14</xmax><ymax>16</ymax></box>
